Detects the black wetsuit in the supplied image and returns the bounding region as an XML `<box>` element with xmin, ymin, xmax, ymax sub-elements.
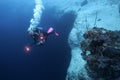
<box><xmin>31</xmin><ymin>28</ymin><xmax>53</xmax><ymax>45</ymax></box>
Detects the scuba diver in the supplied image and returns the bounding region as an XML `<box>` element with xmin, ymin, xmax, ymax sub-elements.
<box><xmin>28</xmin><ymin>27</ymin><xmax>59</xmax><ymax>45</ymax></box>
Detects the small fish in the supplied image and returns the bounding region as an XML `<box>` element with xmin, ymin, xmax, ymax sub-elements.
<box><xmin>97</xmin><ymin>19</ymin><xmax>101</xmax><ymax>21</ymax></box>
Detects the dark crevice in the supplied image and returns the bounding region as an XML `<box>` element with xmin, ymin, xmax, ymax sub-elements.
<box><xmin>38</xmin><ymin>9</ymin><xmax>77</xmax><ymax>80</ymax></box>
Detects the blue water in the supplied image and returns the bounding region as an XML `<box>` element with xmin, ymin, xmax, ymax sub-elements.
<box><xmin>0</xmin><ymin>0</ymin><xmax>76</xmax><ymax>80</ymax></box>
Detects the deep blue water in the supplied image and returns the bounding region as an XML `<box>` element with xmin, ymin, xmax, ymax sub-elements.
<box><xmin>0</xmin><ymin>0</ymin><xmax>76</xmax><ymax>80</ymax></box>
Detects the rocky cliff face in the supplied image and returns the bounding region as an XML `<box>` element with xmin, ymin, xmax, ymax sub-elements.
<box><xmin>67</xmin><ymin>0</ymin><xmax>120</xmax><ymax>80</ymax></box>
<box><xmin>42</xmin><ymin>0</ymin><xmax>120</xmax><ymax>79</ymax></box>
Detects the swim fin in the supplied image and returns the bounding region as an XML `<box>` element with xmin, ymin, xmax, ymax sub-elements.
<box><xmin>47</xmin><ymin>27</ymin><xmax>54</xmax><ymax>34</ymax></box>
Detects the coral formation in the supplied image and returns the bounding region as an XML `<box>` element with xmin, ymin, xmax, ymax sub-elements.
<box><xmin>67</xmin><ymin>0</ymin><xmax>120</xmax><ymax>78</ymax></box>
<box><xmin>81</xmin><ymin>27</ymin><xmax>120</xmax><ymax>80</ymax></box>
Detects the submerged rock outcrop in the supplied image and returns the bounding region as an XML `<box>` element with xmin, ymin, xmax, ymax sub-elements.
<box><xmin>81</xmin><ymin>27</ymin><xmax>120</xmax><ymax>80</ymax></box>
<box><xmin>66</xmin><ymin>0</ymin><xmax>120</xmax><ymax>80</ymax></box>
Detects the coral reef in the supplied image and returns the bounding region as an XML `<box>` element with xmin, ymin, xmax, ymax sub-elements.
<box><xmin>67</xmin><ymin>0</ymin><xmax>120</xmax><ymax>79</ymax></box>
<box><xmin>81</xmin><ymin>27</ymin><xmax>120</xmax><ymax>80</ymax></box>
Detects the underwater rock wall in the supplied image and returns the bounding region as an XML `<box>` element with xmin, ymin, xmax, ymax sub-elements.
<box><xmin>43</xmin><ymin>0</ymin><xmax>90</xmax><ymax>18</ymax></box>
<box><xmin>42</xmin><ymin>0</ymin><xmax>120</xmax><ymax>79</ymax></box>
<box><xmin>67</xmin><ymin>0</ymin><xmax>120</xmax><ymax>80</ymax></box>
<box><xmin>80</xmin><ymin>27</ymin><xmax>120</xmax><ymax>80</ymax></box>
